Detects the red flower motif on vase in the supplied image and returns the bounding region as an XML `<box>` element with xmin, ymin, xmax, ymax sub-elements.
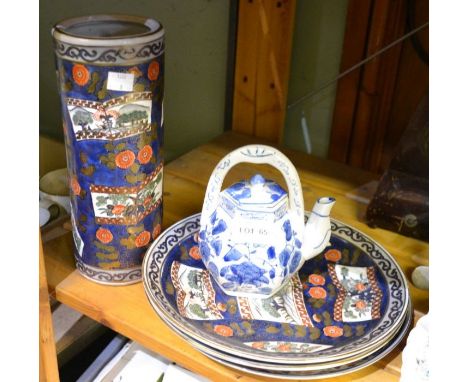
<box><xmin>137</xmin><ymin>145</ymin><xmax>153</xmax><ymax>164</ymax></box>
<box><xmin>135</xmin><ymin>231</ymin><xmax>151</xmax><ymax>247</ymax></box>
<box><xmin>115</xmin><ymin>150</ymin><xmax>136</xmax><ymax>169</ymax></box>
<box><xmin>128</xmin><ymin>66</ymin><xmax>142</xmax><ymax>77</ymax></box>
<box><xmin>148</xmin><ymin>61</ymin><xmax>160</xmax><ymax>81</ymax></box>
<box><xmin>96</xmin><ymin>228</ymin><xmax>113</xmax><ymax>244</ymax></box>
<box><xmin>152</xmin><ymin>224</ymin><xmax>161</xmax><ymax>239</ymax></box>
<box><xmin>72</xmin><ymin>64</ymin><xmax>90</xmax><ymax>86</ymax></box>
<box><xmin>112</xmin><ymin>204</ymin><xmax>126</xmax><ymax>215</ymax></box>
<box><xmin>70</xmin><ymin>176</ymin><xmax>81</xmax><ymax>196</ymax></box>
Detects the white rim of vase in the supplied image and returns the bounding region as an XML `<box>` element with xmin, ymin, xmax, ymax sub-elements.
<box><xmin>52</xmin><ymin>14</ymin><xmax>165</xmax><ymax>47</ymax></box>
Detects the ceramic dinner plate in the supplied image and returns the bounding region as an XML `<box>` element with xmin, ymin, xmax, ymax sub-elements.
<box><xmin>143</xmin><ymin>213</ymin><xmax>409</xmax><ymax>364</ymax></box>
<box><xmin>200</xmin><ymin>306</ymin><xmax>413</xmax><ymax>380</ymax></box>
<box><xmin>157</xmin><ymin>301</ymin><xmax>411</xmax><ymax>372</ymax></box>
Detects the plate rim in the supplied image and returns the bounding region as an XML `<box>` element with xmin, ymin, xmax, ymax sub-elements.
<box><xmin>199</xmin><ymin>302</ymin><xmax>413</xmax><ymax>380</ymax></box>
<box><xmin>145</xmin><ymin>292</ymin><xmax>411</xmax><ymax>372</ymax></box>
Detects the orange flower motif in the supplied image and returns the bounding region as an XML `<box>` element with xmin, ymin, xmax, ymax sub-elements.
<box><xmin>96</xmin><ymin>228</ymin><xmax>113</xmax><ymax>244</ymax></box>
<box><xmin>128</xmin><ymin>66</ymin><xmax>142</xmax><ymax>77</ymax></box>
<box><xmin>217</xmin><ymin>303</ymin><xmax>227</xmax><ymax>312</ymax></box>
<box><xmin>115</xmin><ymin>150</ymin><xmax>136</xmax><ymax>169</ymax></box>
<box><xmin>189</xmin><ymin>246</ymin><xmax>202</xmax><ymax>260</ymax></box>
<box><xmin>137</xmin><ymin>145</ymin><xmax>153</xmax><ymax>164</ymax></box>
<box><xmin>355</xmin><ymin>282</ymin><xmax>367</xmax><ymax>292</ymax></box>
<box><xmin>309</xmin><ymin>287</ymin><xmax>327</xmax><ymax>299</ymax></box>
<box><xmin>324</xmin><ymin>249</ymin><xmax>342</xmax><ymax>262</ymax></box>
<box><xmin>277</xmin><ymin>343</ymin><xmax>292</xmax><ymax>352</ymax></box>
<box><xmin>112</xmin><ymin>204</ymin><xmax>126</xmax><ymax>215</ymax></box>
<box><xmin>152</xmin><ymin>224</ymin><xmax>161</xmax><ymax>239</ymax></box>
<box><xmin>70</xmin><ymin>177</ymin><xmax>81</xmax><ymax>196</ymax></box>
<box><xmin>355</xmin><ymin>300</ymin><xmax>367</xmax><ymax>310</ymax></box>
<box><xmin>308</xmin><ymin>274</ymin><xmax>326</xmax><ymax>285</ymax></box>
<box><xmin>312</xmin><ymin>314</ymin><xmax>321</xmax><ymax>322</ymax></box>
<box><xmin>72</xmin><ymin>64</ymin><xmax>90</xmax><ymax>86</ymax></box>
<box><xmin>251</xmin><ymin>342</ymin><xmax>264</xmax><ymax>350</ymax></box>
<box><xmin>148</xmin><ymin>61</ymin><xmax>160</xmax><ymax>81</ymax></box>
<box><xmin>135</xmin><ymin>231</ymin><xmax>151</xmax><ymax>247</ymax></box>
<box><xmin>214</xmin><ymin>325</ymin><xmax>233</xmax><ymax>337</ymax></box>
<box><xmin>323</xmin><ymin>326</ymin><xmax>344</xmax><ymax>338</ymax></box>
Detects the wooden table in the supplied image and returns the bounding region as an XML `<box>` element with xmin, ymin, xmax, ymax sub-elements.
<box><xmin>44</xmin><ymin>132</ymin><xmax>429</xmax><ymax>381</ymax></box>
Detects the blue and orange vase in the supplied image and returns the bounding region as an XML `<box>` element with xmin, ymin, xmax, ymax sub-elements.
<box><xmin>52</xmin><ymin>15</ymin><xmax>165</xmax><ymax>284</ymax></box>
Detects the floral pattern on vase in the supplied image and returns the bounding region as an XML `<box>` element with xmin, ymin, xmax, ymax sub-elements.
<box><xmin>55</xmin><ymin>49</ymin><xmax>164</xmax><ymax>284</ymax></box>
<box><xmin>90</xmin><ymin>164</ymin><xmax>163</xmax><ymax>225</ymax></box>
<box><xmin>67</xmin><ymin>92</ymin><xmax>153</xmax><ymax>141</ymax></box>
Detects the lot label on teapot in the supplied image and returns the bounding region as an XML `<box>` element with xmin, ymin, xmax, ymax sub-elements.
<box><xmin>231</xmin><ymin>218</ymin><xmax>282</xmax><ymax>246</ymax></box>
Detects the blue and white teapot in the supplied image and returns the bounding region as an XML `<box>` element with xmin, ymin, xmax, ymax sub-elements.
<box><xmin>199</xmin><ymin>145</ymin><xmax>335</xmax><ymax>298</ymax></box>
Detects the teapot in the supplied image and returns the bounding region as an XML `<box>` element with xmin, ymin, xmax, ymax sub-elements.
<box><xmin>199</xmin><ymin>145</ymin><xmax>335</xmax><ymax>298</ymax></box>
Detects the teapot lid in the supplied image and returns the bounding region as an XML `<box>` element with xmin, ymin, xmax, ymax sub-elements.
<box><xmin>223</xmin><ymin>174</ymin><xmax>287</xmax><ymax>210</ymax></box>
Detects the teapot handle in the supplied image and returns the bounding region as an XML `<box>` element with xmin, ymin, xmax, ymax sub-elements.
<box><xmin>200</xmin><ymin>145</ymin><xmax>304</xmax><ymax>232</ymax></box>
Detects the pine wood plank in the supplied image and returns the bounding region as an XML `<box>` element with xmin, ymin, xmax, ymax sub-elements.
<box><xmin>232</xmin><ymin>0</ymin><xmax>296</xmax><ymax>142</ymax></box>
<box><xmin>42</xmin><ymin>232</ymin><xmax>76</xmax><ymax>291</ymax></box>
<box><xmin>254</xmin><ymin>0</ymin><xmax>296</xmax><ymax>142</ymax></box>
<box><xmin>39</xmin><ymin>232</ymin><xmax>60</xmax><ymax>382</ymax></box>
<box><xmin>232</xmin><ymin>0</ymin><xmax>261</xmax><ymax>136</ymax></box>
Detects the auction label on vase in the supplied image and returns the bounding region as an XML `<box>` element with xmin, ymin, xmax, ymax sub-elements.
<box><xmin>107</xmin><ymin>72</ymin><xmax>135</xmax><ymax>91</ymax></box>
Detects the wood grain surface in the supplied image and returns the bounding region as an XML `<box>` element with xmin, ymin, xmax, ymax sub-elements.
<box><xmin>39</xmin><ymin>232</ymin><xmax>60</xmax><ymax>382</ymax></box>
<box><xmin>232</xmin><ymin>0</ymin><xmax>296</xmax><ymax>143</ymax></box>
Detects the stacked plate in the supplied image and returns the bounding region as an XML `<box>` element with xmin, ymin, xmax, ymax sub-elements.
<box><xmin>143</xmin><ymin>213</ymin><xmax>412</xmax><ymax>379</ymax></box>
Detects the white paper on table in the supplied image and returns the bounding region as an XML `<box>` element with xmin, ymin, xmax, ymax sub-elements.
<box><xmin>93</xmin><ymin>342</ymin><xmax>132</xmax><ymax>382</ymax></box>
<box><xmin>163</xmin><ymin>364</ymin><xmax>210</xmax><ymax>382</ymax></box>
<box><xmin>111</xmin><ymin>350</ymin><xmax>168</xmax><ymax>382</ymax></box>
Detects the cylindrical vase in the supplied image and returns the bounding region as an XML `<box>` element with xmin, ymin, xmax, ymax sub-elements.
<box><xmin>52</xmin><ymin>15</ymin><xmax>165</xmax><ymax>285</ymax></box>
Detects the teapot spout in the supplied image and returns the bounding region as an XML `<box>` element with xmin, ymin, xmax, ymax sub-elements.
<box><xmin>303</xmin><ymin>197</ymin><xmax>335</xmax><ymax>261</ymax></box>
